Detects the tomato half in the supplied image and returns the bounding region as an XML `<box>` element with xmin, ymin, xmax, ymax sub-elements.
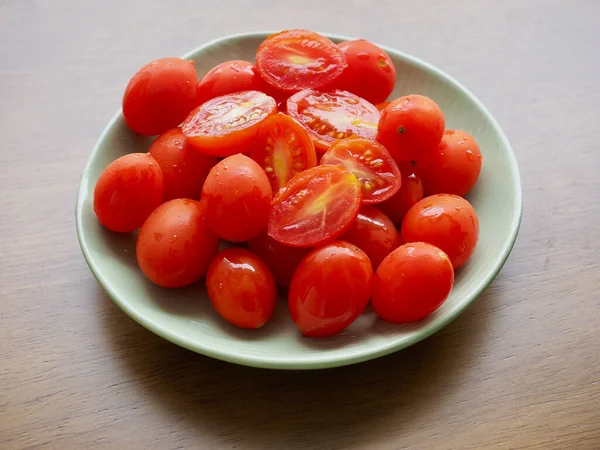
<box><xmin>288</xmin><ymin>241</ymin><xmax>373</xmax><ymax>337</ymax></box>
<box><xmin>255</xmin><ymin>29</ymin><xmax>346</xmax><ymax>93</ymax></box>
<box><xmin>320</xmin><ymin>137</ymin><xmax>401</xmax><ymax>204</ymax></box>
<box><xmin>376</xmin><ymin>161</ymin><xmax>424</xmax><ymax>224</ymax></box>
<box><xmin>268</xmin><ymin>165</ymin><xmax>362</xmax><ymax>248</ymax></box>
<box><xmin>249</xmin><ymin>113</ymin><xmax>317</xmax><ymax>193</ymax></box>
<box><xmin>372</xmin><ymin>242</ymin><xmax>454</xmax><ymax>323</ymax></box>
<box><xmin>287</xmin><ymin>89</ymin><xmax>380</xmax><ymax>153</ymax></box>
<box><xmin>182</xmin><ymin>90</ymin><xmax>276</xmax><ymax>156</ymax></box>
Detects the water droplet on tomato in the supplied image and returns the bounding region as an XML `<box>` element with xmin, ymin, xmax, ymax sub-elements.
<box><xmin>154</xmin><ymin>232</ymin><xmax>163</xmax><ymax>241</ymax></box>
<box><xmin>174</xmin><ymin>140</ymin><xmax>181</xmax><ymax>146</ymax></box>
<box><xmin>465</xmin><ymin>150</ymin><xmax>476</xmax><ymax>162</ymax></box>
<box><xmin>357</xmin><ymin>52</ymin><xmax>370</xmax><ymax>60</ymax></box>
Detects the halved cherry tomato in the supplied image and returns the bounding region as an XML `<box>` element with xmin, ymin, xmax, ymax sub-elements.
<box><xmin>289</xmin><ymin>241</ymin><xmax>373</xmax><ymax>337</ymax></box>
<box><xmin>377</xmin><ymin>161</ymin><xmax>424</xmax><ymax>224</ymax></box>
<box><xmin>268</xmin><ymin>165</ymin><xmax>361</xmax><ymax>248</ymax></box>
<box><xmin>255</xmin><ymin>29</ymin><xmax>346</xmax><ymax>93</ymax></box>
<box><xmin>376</xmin><ymin>101</ymin><xmax>391</xmax><ymax>112</ymax></box>
<box><xmin>249</xmin><ymin>113</ymin><xmax>317</xmax><ymax>193</ymax></box>
<box><xmin>320</xmin><ymin>137</ymin><xmax>401</xmax><ymax>204</ymax></box>
<box><xmin>182</xmin><ymin>90</ymin><xmax>276</xmax><ymax>156</ymax></box>
<box><xmin>288</xmin><ymin>89</ymin><xmax>380</xmax><ymax>153</ymax></box>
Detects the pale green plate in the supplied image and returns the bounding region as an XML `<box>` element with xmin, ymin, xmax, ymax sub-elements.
<box><xmin>76</xmin><ymin>31</ymin><xmax>522</xmax><ymax>370</ymax></box>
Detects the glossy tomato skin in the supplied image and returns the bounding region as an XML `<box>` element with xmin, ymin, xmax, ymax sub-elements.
<box><xmin>206</xmin><ymin>247</ymin><xmax>277</xmax><ymax>329</ymax></box>
<box><xmin>416</xmin><ymin>129</ymin><xmax>483</xmax><ymax>197</ymax></box>
<box><xmin>288</xmin><ymin>241</ymin><xmax>373</xmax><ymax>337</ymax></box>
<box><xmin>123</xmin><ymin>57</ymin><xmax>197</xmax><ymax>136</ymax></box>
<box><xmin>248</xmin><ymin>229</ymin><xmax>311</xmax><ymax>288</ymax></box>
<box><xmin>202</xmin><ymin>154</ymin><xmax>273</xmax><ymax>242</ymax></box>
<box><xmin>342</xmin><ymin>206</ymin><xmax>401</xmax><ymax>269</ymax></box>
<box><xmin>376</xmin><ymin>101</ymin><xmax>391</xmax><ymax>112</ymax></box>
<box><xmin>329</xmin><ymin>40</ymin><xmax>396</xmax><ymax>105</ymax></box>
<box><xmin>377</xmin><ymin>162</ymin><xmax>424</xmax><ymax>224</ymax></box>
<box><xmin>148</xmin><ymin>127</ymin><xmax>216</xmax><ymax>201</ymax></box>
<box><xmin>377</xmin><ymin>94</ymin><xmax>445</xmax><ymax>162</ymax></box>
<box><xmin>182</xmin><ymin>90</ymin><xmax>277</xmax><ymax>157</ymax></box>
<box><xmin>320</xmin><ymin>137</ymin><xmax>401</xmax><ymax>204</ymax></box>
<box><xmin>372</xmin><ymin>242</ymin><xmax>454</xmax><ymax>323</ymax></box>
<box><xmin>136</xmin><ymin>199</ymin><xmax>220</xmax><ymax>288</ymax></box>
<box><xmin>93</xmin><ymin>153</ymin><xmax>164</xmax><ymax>232</ymax></box>
<box><xmin>256</xmin><ymin>29</ymin><xmax>347</xmax><ymax>93</ymax></box>
<box><xmin>287</xmin><ymin>89</ymin><xmax>380</xmax><ymax>153</ymax></box>
<box><xmin>268</xmin><ymin>165</ymin><xmax>362</xmax><ymax>248</ymax></box>
<box><xmin>249</xmin><ymin>113</ymin><xmax>317</xmax><ymax>193</ymax></box>
<box><xmin>401</xmin><ymin>194</ymin><xmax>479</xmax><ymax>269</ymax></box>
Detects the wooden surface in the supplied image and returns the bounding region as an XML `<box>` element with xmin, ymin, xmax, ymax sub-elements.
<box><xmin>1</xmin><ymin>0</ymin><xmax>599</xmax><ymax>448</ymax></box>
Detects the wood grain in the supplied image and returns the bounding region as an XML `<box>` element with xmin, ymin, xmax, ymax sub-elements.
<box><xmin>1</xmin><ymin>0</ymin><xmax>599</xmax><ymax>448</ymax></box>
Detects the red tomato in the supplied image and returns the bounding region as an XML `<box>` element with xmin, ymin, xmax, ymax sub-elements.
<box><xmin>148</xmin><ymin>127</ymin><xmax>216</xmax><ymax>201</ymax></box>
<box><xmin>206</xmin><ymin>248</ymin><xmax>276</xmax><ymax>329</ymax></box>
<box><xmin>377</xmin><ymin>94</ymin><xmax>445</xmax><ymax>162</ymax></box>
<box><xmin>377</xmin><ymin>162</ymin><xmax>424</xmax><ymax>224</ymax></box>
<box><xmin>93</xmin><ymin>153</ymin><xmax>163</xmax><ymax>232</ymax></box>
<box><xmin>320</xmin><ymin>137</ymin><xmax>401</xmax><ymax>204</ymax></box>
<box><xmin>416</xmin><ymin>129</ymin><xmax>483</xmax><ymax>197</ymax></box>
<box><xmin>287</xmin><ymin>89</ymin><xmax>380</xmax><ymax>153</ymax></box>
<box><xmin>136</xmin><ymin>199</ymin><xmax>220</xmax><ymax>288</ymax></box>
<box><xmin>288</xmin><ymin>241</ymin><xmax>373</xmax><ymax>337</ymax></box>
<box><xmin>401</xmin><ymin>194</ymin><xmax>479</xmax><ymax>269</ymax></box>
<box><xmin>122</xmin><ymin>57</ymin><xmax>197</xmax><ymax>136</ymax></box>
<box><xmin>202</xmin><ymin>154</ymin><xmax>272</xmax><ymax>242</ymax></box>
<box><xmin>255</xmin><ymin>29</ymin><xmax>346</xmax><ymax>93</ymax></box>
<box><xmin>372</xmin><ymin>242</ymin><xmax>454</xmax><ymax>323</ymax></box>
<box><xmin>342</xmin><ymin>206</ymin><xmax>401</xmax><ymax>269</ymax></box>
<box><xmin>249</xmin><ymin>113</ymin><xmax>317</xmax><ymax>193</ymax></box>
<box><xmin>182</xmin><ymin>90</ymin><xmax>277</xmax><ymax>157</ymax></box>
<box><xmin>376</xmin><ymin>101</ymin><xmax>391</xmax><ymax>112</ymax></box>
<box><xmin>248</xmin><ymin>229</ymin><xmax>311</xmax><ymax>288</ymax></box>
<box><xmin>329</xmin><ymin>40</ymin><xmax>396</xmax><ymax>105</ymax></box>
<box><xmin>268</xmin><ymin>165</ymin><xmax>362</xmax><ymax>248</ymax></box>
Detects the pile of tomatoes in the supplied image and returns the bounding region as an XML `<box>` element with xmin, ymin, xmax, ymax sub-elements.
<box><xmin>93</xmin><ymin>29</ymin><xmax>482</xmax><ymax>337</ymax></box>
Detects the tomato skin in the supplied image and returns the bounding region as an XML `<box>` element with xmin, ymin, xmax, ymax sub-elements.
<box><xmin>136</xmin><ymin>199</ymin><xmax>220</xmax><ymax>288</ymax></box>
<box><xmin>288</xmin><ymin>241</ymin><xmax>373</xmax><ymax>337</ymax></box>
<box><xmin>376</xmin><ymin>101</ymin><xmax>391</xmax><ymax>112</ymax></box>
<box><xmin>148</xmin><ymin>127</ymin><xmax>216</xmax><ymax>201</ymax></box>
<box><xmin>248</xmin><ymin>229</ymin><xmax>311</xmax><ymax>288</ymax></box>
<box><xmin>342</xmin><ymin>206</ymin><xmax>401</xmax><ymax>269</ymax></box>
<box><xmin>416</xmin><ymin>129</ymin><xmax>483</xmax><ymax>197</ymax></box>
<box><xmin>122</xmin><ymin>57</ymin><xmax>197</xmax><ymax>136</ymax></box>
<box><xmin>202</xmin><ymin>154</ymin><xmax>272</xmax><ymax>242</ymax></box>
<box><xmin>372</xmin><ymin>242</ymin><xmax>454</xmax><ymax>323</ymax></box>
<box><xmin>182</xmin><ymin>90</ymin><xmax>277</xmax><ymax>157</ymax></box>
<box><xmin>320</xmin><ymin>137</ymin><xmax>401</xmax><ymax>204</ymax></box>
<box><xmin>93</xmin><ymin>153</ymin><xmax>164</xmax><ymax>232</ymax></box>
<box><xmin>377</xmin><ymin>94</ymin><xmax>445</xmax><ymax>162</ymax></box>
<box><xmin>329</xmin><ymin>40</ymin><xmax>396</xmax><ymax>105</ymax></box>
<box><xmin>401</xmin><ymin>194</ymin><xmax>479</xmax><ymax>269</ymax></box>
<box><xmin>249</xmin><ymin>113</ymin><xmax>317</xmax><ymax>193</ymax></box>
<box><xmin>376</xmin><ymin>162</ymin><xmax>424</xmax><ymax>224</ymax></box>
<box><xmin>268</xmin><ymin>165</ymin><xmax>362</xmax><ymax>248</ymax></box>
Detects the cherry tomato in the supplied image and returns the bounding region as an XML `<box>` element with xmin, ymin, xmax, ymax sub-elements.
<box><xmin>377</xmin><ymin>94</ymin><xmax>445</xmax><ymax>162</ymax></box>
<box><xmin>249</xmin><ymin>113</ymin><xmax>317</xmax><ymax>193</ymax></box>
<box><xmin>320</xmin><ymin>137</ymin><xmax>401</xmax><ymax>204</ymax></box>
<box><xmin>148</xmin><ymin>127</ymin><xmax>216</xmax><ymax>201</ymax></box>
<box><xmin>377</xmin><ymin>162</ymin><xmax>424</xmax><ymax>224</ymax></box>
<box><xmin>329</xmin><ymin>40</ymin><xmax>396</xmax><ymax>105</ymax></box>
<box><xmin>136</xmin><ymin>199</ymin><xmax>220</xmax><ymax>288</ymax></box>
<box><xmin>255</xmin><ymin>29</ymin><xmax>346</xmax><ymax>93</ymax></box>
<box><xmin>401</xmin><ymin>194</ymin><xmax>479</xmax><ymax>269</ymax></box>
<box><xmin>268</xmin><ymin>165</ymin><xmax>362</xmax><ymax>248</ymax></box>
<box><xmin>372</xmin><ymin>242</ymin><xmax>454</xmax><ymax>323</ymax></box>
<box><xmin>289</xmin><ymin>241</ymin><xmax>373</xmax><ymax>337</ymax></box>
<box><xmin>122</xmin><ymin>57</ymin><xmax>197</xmax><ymax>136</ymax></box>
<box><xmin>182</xmin><ymin>90</ymin><xmax>277</xmax><ymax>157</ymax></box>
<box><xmin>416</xmin><ymin>129</ymin><xmax>483</xmax><ymax>197</ymax></box>
<box><xmin>202</xmin><ymin>154</ymin><xmax>272</xmax><ymax>242</ymax></box>
<box><xmin>248</xmin><ymin>229</ymin><xmax>311</xmax><ymax>288</ymax></box>
<box><xmin>93</xmin><ymin>153</ymin><xmax>163</xmax><ymax>232</ymax></box>
<box><xmin>376</xmin><ymin>101</ymin><xmax>391</xmax><ymax>112</ymax></box>
<box><xmin>342</xmin><ymin>206</ymin><xmax>401</xmax><ymax>269</ymax></box>
<box><xmin>206</xmin><ymin>248</ymin><xmax>276</xmax><ymax>329</ymax></box>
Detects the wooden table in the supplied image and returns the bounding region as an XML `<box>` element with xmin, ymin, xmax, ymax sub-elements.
<box><xmin>2</xmin><ymin>0</ymin><xmax>599</xmax><ymax>448</ymax></box>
